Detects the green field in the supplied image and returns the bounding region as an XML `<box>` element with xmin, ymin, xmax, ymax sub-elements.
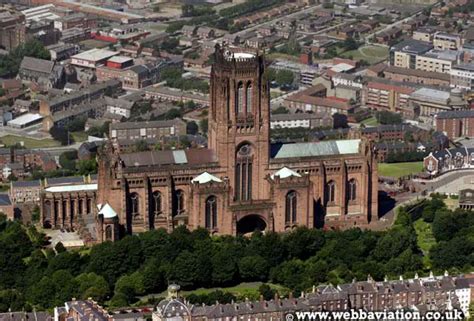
<box><xmin>413</xmin><ymin>219</ymin><xmax>436</xmax><ymax>268</ymax></box>
<box><xmin>378</xmin><ymin>162</ymin><xmax>423</xmax><ymax>178</ymax></box>
<box><xmin>342</xmin><ymin>45</ymin><xmax>389</xmax><ymax>64</ymax></box>
<box><xmin>142</xmin><ymin>282</ymin><xmax>288</xmax><ymax>301</ymax></box>
<box><xmin>360</xmin><ymin>116</ymin><xmax>379</xmax><ymax>126</ymax></box>
<box><xmin>71</xmin><ymin>131</ymin><xmax>88</xmax><ymax>143</ymax></box>
<box><xmin>0</xmin><ymin>135</ymin><xmax>60</xmax><ymax>148</ymax></box>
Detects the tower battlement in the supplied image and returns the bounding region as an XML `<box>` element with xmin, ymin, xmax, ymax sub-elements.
<box><xmin>213</xmin><ymin>44</ymin><xmax>264</xmax><ymax>74</ymax></box>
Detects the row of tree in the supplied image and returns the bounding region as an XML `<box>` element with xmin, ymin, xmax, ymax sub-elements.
<box><xmin>0</xmin><ymin>194</ymin><xmax>471</xmax><ymax>312</ymax></box>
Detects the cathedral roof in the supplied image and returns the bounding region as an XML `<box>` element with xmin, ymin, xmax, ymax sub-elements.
<box><xmin>120</xmin><ymin>149</ymin><xmax>217</xmax><ymax>167</ymax></box>
<box><xmin>271</xmin><ymin>139</ymin><xmax>361</xmax><ymax>159</ymax></box>
<box><xmin>271</xmin><ymin>167</ymin><xmax>301</xmax><ymax>179</ymax></box>
<box><xmin>98</xmin><ymin>203</ymin><xmax>118</xmax><ymax>218</ymax></box>
<box><xmin>192</xmin><ymin>172</ymin><xmax>222</xmax><ymax>184</ymax></box>
<box><xmin>44</xmin><ymin>183</ymin><xmax>97</xmax><ymax>193</ymax></box>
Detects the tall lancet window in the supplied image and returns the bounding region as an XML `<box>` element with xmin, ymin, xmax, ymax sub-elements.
<box><xmin>246</xmin><ymin>82</ymin><xmax>252</xmax><ymax>114</ymax></box>
<box><xmin>205</xmin><ymin>195</ymin><xmax>217</xmax><ymax>229</ymax></box>
<box><xmin>235</xmin><ymin>144</ymin><xmax>253</xmax><ymax>201</ymax></box>
<box><xmin>237</xmin><ymin>82</ymin><xmax>244</xmax><ymax>114</ymax></box>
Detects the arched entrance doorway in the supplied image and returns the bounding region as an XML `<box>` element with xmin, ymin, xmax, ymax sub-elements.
<box><xmin>236</xmin><ymin>214</ymin><xmax>267</xmax><ymax>235</ymax></box>
<box><xmin>43</xmin><ymin>200</ymin><xmax>52</xmax><ymax>228</ymax></box>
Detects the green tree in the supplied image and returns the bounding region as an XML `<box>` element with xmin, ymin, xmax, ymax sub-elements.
<box><xmin>168</xmin><ymin>250</ymin><xmax>202</xmax><ymax>288</ymax></box>
<box><xmin>238</xmin><ymin>255</ymin><xmax>268</xmax><ymax>281</ymax></box>
<box><xmin>199</xmin><ymin>118</ymin><xmax>208</xmax><ymax>134</ymax></box>
<box><xmin>258</xmin><ymin>284</ymin><xmax>276</xmax><ymax>300</ymax></box>
<box><xmin>54</xmin><ymin>242</ymin><xmax>66</xmax><ymax>254</ymax></box>
<box><xmin>275</xmin><ymin>70</ymin><xmax>294</xmax><ymax>86</ymax></box>
<box><xmin>270</xmin><ymin>259</ymin><xmax>309</xmax><ymax>292</ymax></box>
<box><xmin>211</xmin><ymin>246</ymin><xmax>237</xmax><ymax>285</ymax></box>
<box><xmin>134</xmin><ymin>140</ymin><xmax>149</xmax><ymax>152</ymax></box>
<box><xmin>50</xmin><ymin>126</ymin><xmax>72</xmax><ymax>145</ymax></box>
<box><xmin>285</xmin><ymin>227</ymin><xmax>325</xmax><ymax>260</ymax></box>
<box><xmin>59</xmin><ymin>151</ymin><xmax>78</xmax><ymax>171</ymax></box>
<box><xmin>141</xmin><ymin>258</ymin><xmax>165</xmax><ymax>293</ymax></box>
<box><xmin>76</xmin><ymin>159</ymin><xmax>98</xmax><ymax>175</ymax></box>
<box><xmin>164</xmin><ymin>108</ymin><xmax>182</xmax><ymax>120</ymax></box>
<box><xmin>0</xmin><ymin>39</ymin><xmax>51</xmax><ymax>77</ymax></box>
<box><xmin>75</xmin><ymin>272</ymin><xmax>110</xmax><ymax>301</ymax></box>
<box><xmin>272</xmin><ymin>106</ymin><xmax>289</xmax><ymax>114</ymax></box>
<box><xmin>186</xmin><ymin>121</ymin><xmax>199</xmax><ymax>135</ymax></box>
<box><xmin>343</xmin><ymin>37</ymin><xmax>359</xmax><ymax>51</ymax></box>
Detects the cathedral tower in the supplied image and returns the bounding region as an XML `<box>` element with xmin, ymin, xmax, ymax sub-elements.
<box><xmin>208</xmin><ymin>45</ymin><xmax>271</xmax><ymax>202</ymax></box>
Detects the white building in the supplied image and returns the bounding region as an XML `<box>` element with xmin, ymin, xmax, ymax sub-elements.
<box><xmin>450</xmin><ymin>63</ymin><xmax>474</xmax><ymax>90</ymax></box>
<box><xmin>71</xmin><ymin>49</ymin><xmax>119</xmax><ymax>69</ymax></box>
<box><xmin>105</xmin><ymin>97</ymin><xmax>134</xmax><ymax>119</ymax></box>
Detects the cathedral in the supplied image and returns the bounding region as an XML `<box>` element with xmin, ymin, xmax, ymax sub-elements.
<box><xmin>88</xmin><ymin>46</ymin><xmax>378</xmax><ymax>241</ymax></box>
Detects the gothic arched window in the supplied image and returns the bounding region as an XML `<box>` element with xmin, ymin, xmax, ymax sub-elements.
<box><xmin>174</xmin><ymin>190</ymin><xmax>185</xmax><ymax>216</ymax></box>
<box><xmin>327</xmin><ymin>181</ymin><xmax>336</xmax><ymax>204</ymax></box>
<box><xmin>130</xmin><ymin>193</ymin><xmax>139</xmax><ymax>216</ymax></box>
<box><xmin>152</xmin><ymin>191</ymin><xmax>162</xmax><ymax>215</ymax></box>
<box><xmin>285</xmin><ymin>190</ymin><xmax>297</xmax><ymax>224</ymax></box>
<box><xmin>236</xmin><ymin>82</ymin><xmax>244</xmax><ymax>114</ymax></box>
<box><xmin>105</xmin><ymin>225</ymin><xmax>113</xmax><ymax>241</ymax></box>
<box><xmin>205</xmin><ymin>195</ymin><xmax>217</xmax><ymax>229</ymax></box>
<box><xmin>235</xmin><ymin>144</ymin><xmax>252</xmax><ymax>201</ymax></box>
<box><xmin>246</xmin><ymin>82</ymin><xmax>252</xmax><ymax>114</ymax></box>
<box><xmin>348</xmin><ymin>179</ymin><xmax>357</xmax><ymax>202</ymax></box>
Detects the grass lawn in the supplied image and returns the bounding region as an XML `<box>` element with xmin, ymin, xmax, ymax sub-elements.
<box><xmin>341</xmin><ymin>45</ymin><xmax>388</xmax><ymax>64</ymax></box>
<box><xmin>0</xmin><ymin>135</ymin><xmax>60</xmax><ymax>148</ymax></box>
<box><xmin>142</xmin><ymin>282</ymin><xmax>288</xmax><ymax>300</ymax></box>
<box><xmin>443</xmin><ymin>197</ymin><xmax>459</xmax><ymax>210</ymax></box>
<box><xmin>378</xmin><ymin>162</ymin><xmax>423</xmax><ymax>178</ymax></box>
<box><xmin>413</xmin><ymin>219</ymin><xmax>436</xmax><ymax>268</ymax></box>
<box><xmin>71</xmin><ymin>131</ymin><xmax>88</xmax><ymax>143</ymax></box>
<box><xmin>149</xmin><ymin>24</ymin><xmax>168</xmax><ymax>31</ymax></box>
<box><xmin>360</xmin><ymin>116</ymin><xmax>379</xmax><ymax>126</ymax></box>
<box><xmin>266</xmin><ymin>52</ymin><xmax>300</xmax><ymax>62</ymax></box>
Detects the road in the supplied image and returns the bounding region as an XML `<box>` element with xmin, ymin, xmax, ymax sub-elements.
<box><xmin>214</xmin><ymin>3</ymin><xmax>322</xmax><ymax>43</ymax></box>
<box><xmin>364</xmin><ymin>2</ymin><xmax>441</xmax><ymax>43</ymax></box>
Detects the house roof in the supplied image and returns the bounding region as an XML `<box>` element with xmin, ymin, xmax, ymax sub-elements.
<box><xmin>436</xmin><ymin>110</ymin><xmax>474</xmax><ymax>119</ymax></box>
<box><xmin>110</xmin><ymin>118</ymin><xmax>183</xmax><ymax>130</ymax></box>
<box><xmin>20</xmin><ymin>56</ymin><xmax>55</xmax><ymax>74</ymax></box>
<box><xmin>0</xmin><ymin>194</ymin><xmax>11</xmax><ymax>206</ymax></box>
<box><xmin>105</xmin><ymin>96</ymin><xmax>134</xmax><ymax>110</ymax></box>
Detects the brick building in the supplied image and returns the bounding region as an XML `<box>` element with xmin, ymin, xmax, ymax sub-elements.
<box><xmin>109</xmin><ymin>118</ymin><xmax>187</xmax><ymax>151</ymax></box>
<box><xmin>70</xmin><ymin>47</ymin><xmax>379</xmax><ymax>243</ymax></box>
<box><xmin>383</xmin><ymin>65</ymin><xmax>451</xmax><ymax>86</ymax></box>
<box><xmin>363</xmin><ymin>81</ymin><xmax>415</xmax><ymax>118</ymax></box>
<box><xmin>0</xmin><ymin>7</ymin><xmax>26</xmax><ymax>51</ymax></box>
<box><xmin>434</xmin><ymin>110</ymin><xmax>474</xmax><ymax>139</ymax></box>
<box><xmin>96</xmin><ymin>60</ymin><xmax>168</xmax><ymax>90</ymax></box>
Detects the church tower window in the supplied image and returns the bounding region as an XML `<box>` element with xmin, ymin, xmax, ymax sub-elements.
<box><xmin>285</xmin><ymin>190</ymin><xmax>297</xmax><ymax>224</ymax></box>
<box><xmin>235</xmin><ymin>144</ymin><xmax>252</xmax><ymax>201</ymax></box>
<box><xmin>130</xmin><ymin>193</ymin><xmax>139</xmax><ymax>216</ymax></box>
<box><xmin>152</xmin><ymin>191</ymin><xmax>162</xmax><ymax>215</ymax></box>
<box><xmin>327</xmin><ymin>181</ymin><xmax>336</xmax><ymax>204</ymax></box>
<box><xmin>246</xmin><ymin>82</ymin><xmax>252</xmax><ymax>114</ymax></box>
<box><xmin>236</xmin><ymin>82</ymin><xmax>244</xmax><ymax>115</ymax></box>
<box><xmin>348</xmin><ymin>179</ymin><xmax>357</xmax><ymax>202</ymax></box>
<box><xmin>205</xmin><ymin>195</ymin><xmax>217</xmax><ymax>229</ymax></box>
